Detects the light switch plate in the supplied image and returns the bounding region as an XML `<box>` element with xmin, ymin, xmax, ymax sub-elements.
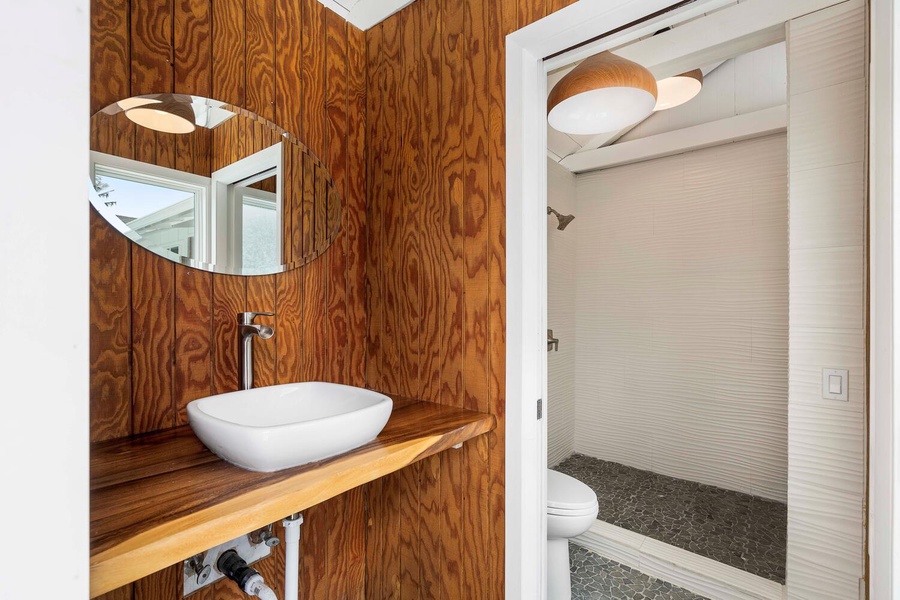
<box><xmin>822</xmin><ymin>368</ymin><xmax>849</xmax><ymax>401</ymax></box>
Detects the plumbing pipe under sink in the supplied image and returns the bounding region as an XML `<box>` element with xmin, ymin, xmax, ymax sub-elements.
<box><xmin>283</xmin><ymin>513</ymin><xmax>303</xmax><ymax>600</ymax></box>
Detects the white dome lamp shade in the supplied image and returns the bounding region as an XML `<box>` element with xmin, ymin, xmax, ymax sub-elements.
<box><xmin>125</xmin><ymin>97</ymin><xmax>197</xmax><ymax>134</ymax></box>
<box><xmin>654</xmin><ymin>68</ymin><xmax>703</xmax><ymax>111</ymax></box>
<box><xmin>547</xmin><ymin>51</ymin><xmax>658</xmax><ymax>135</ymax></box>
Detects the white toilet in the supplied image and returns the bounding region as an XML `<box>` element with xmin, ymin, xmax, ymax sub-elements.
<box><xmin>547</xmin><ymin>469</ymin><xmax>599</xmax><ymax>600</ymax></box>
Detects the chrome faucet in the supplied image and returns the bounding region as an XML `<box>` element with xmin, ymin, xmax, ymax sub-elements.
<box><xmin>238</xmin><ymin>312</ymin><xmax>275</xmax><ymax>390</ymax></box>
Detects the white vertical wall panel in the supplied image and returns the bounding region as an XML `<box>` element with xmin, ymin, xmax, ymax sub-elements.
<box><xmin>573</xmin><ymin>135</ymin><xmax>789</xmax><ymax>501</ymax></box>
<box><xmin>548</xmin><ymin>158</ymin><xmax>578</xmax><ymax>467</ymax></box>
<box><xmin>785</xmin><ymin>2</ymin><xmax>867</xmax><ymax>598</ymax></box>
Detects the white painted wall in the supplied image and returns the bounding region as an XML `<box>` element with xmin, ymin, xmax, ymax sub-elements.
<box><xmin>784</xmin><ymin>2</ymin><xmax>867</xmax><ymax>598</ymax></box>
<box><xmin>0</xmin><ymin>0</ymin><xmax>90</xmax><ymax>596</ymax></box>
<box><xmin>572</xmin><ymin>135</ymin><xmax>789</xmax><ymax>502</ymax></box>
<box><xmin>547</xmin><ymin>158</ymin><xmax>577</xmax><ymax>467</ymax></box>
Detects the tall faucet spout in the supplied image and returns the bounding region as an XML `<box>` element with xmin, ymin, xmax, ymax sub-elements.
<box><xmin>238</xmin><ymin>312</ymin><xmax>275</xmax><ymax>390</ymax></box>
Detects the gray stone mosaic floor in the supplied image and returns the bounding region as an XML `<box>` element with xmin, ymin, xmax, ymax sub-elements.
<box><xmin>555</xmin><ymin>453</ymin><xmax>786</xmax><ymax>584</ymax></box>
<box><xmin>569</xmin><ymin>543</ymin><xmax>709</xmax><ymax>600</ymax></box>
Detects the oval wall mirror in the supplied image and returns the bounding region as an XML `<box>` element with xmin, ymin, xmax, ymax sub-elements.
<box><xmin>89</xmin><ymin>94</ymin><xmax>342</xmax><ymax>276</ymax></box>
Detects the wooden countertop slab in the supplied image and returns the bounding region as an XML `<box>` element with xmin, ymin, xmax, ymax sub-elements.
<box><xmin>90</xmin><ymin>397</ymin><xmax>494</xmax><ymax>597</ymax></box>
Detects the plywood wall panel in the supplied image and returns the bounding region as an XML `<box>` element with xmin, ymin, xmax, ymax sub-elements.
<box><xmin>174</xmin><ymin>0</ymin><xmax>211</xmax><ymax>97</ymax></box>
<box><xmin>365</xmin><ymin>23</ymin><xmax>386</xmax><ymax>392</ymax></box>
<box><xmin>325</xmin><ymin>10</ymin><xmax>350</xmax><ymax>386</ymax></box>
<box><xmin>246</xmin><ymin>275</ymin><xmax>277</xmax><ymax>388</ymax></box>
<box><xmin>90</xmin><ymin>207</ymin><xmax>132</xmax><ymax>443</ymax></box>
<box><xmin>90</xmin><ymin>0</ymin><xmax>513</xmax><ymax>593</ymax></box>
<box><xmin>131</xmin><ymin>246</ymin><xmax>176</xmax><ymax>434</ymax></box>
<box><xmin>346</xmin><ymin>25</ymin><xmax>368</xmax><ymax>389</ymax></box>
<box><xmin>173</xmin><ymin>267</ymin><xmax>212</xmax><ymax>426</ymax></box>
<box><xmin>211</xmin><ymin>0</ymin><xmax>245</xmax><ymax>107</ymax></box>
<box><xmin>211</xmin><ymin>274</ymin><xmax>245</xmax><ymax>395</ymax></box>
<box><xmin>245</xmin><ymin>0</ymin><xmax>275</xmax><ymax>121</ymax></box>
<box><xmin>131</xmin><ymin>0</ymin><xmax>174</xmax><ymax>95</ymax></box>
<box><xmin>90</xmin><ymin>0</ymin><xmax>130</xmax><ymax>114</ymax></box>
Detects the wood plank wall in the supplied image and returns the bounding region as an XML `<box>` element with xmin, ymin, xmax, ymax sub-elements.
<box><xmin>361</xmin><ymin>0</ymin><xmax>578</xmax><ymax>597</ymax></box>
<box><xmin>89</xmin><ymin>0</ymin><xmax>367</xmax><ymax>597</ymax></box>
<box><xmin>90</xmin><ymin>0</ymin><xmax>578</xmax><ymax>597</ymax></box>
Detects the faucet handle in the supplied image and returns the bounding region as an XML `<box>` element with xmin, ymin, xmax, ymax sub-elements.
<box><xmin>239</xmin><ymin>311</ymin><xmax>275</xmax><ymax>324</ymax></box>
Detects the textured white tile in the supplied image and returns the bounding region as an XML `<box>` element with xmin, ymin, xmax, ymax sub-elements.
<box><xmin>788</xmin><ymin>1</ymin><xmax>866</xmax><ymax>96</ymax></box>
<box><xmin>789</xmin><ymin>246</ymin><xmax>864</xmax><ymax>330</ymax></box>
<box><xmin>785</xmin><ymin>5</ymin><xmax>868</xmax><ymax>599</ymax></box>
<box><xmin>788</xmin><ymin>78</ymin><xmax>866</xmax><ymax>173</ymax></box>
<box><xmin>789</xmin><ymin>162</ymin><xmax>866</xmax><ymax>251</ymax></box>
<box><xmin>788</xmin><ymin>327</ymin><xmax>866</xmax><ymax>413</ymax></box>
<box><xmin>572</xmin><ymin>136</ymin><xmax>788</xmax><ymax>498</ymax></box>
<box><xmin>786</xmin><ymin>480</ymin><xmax>864</xmax><ymax>599</ymax></box>
<box><xmin>788</xmin><ymin>403</ymin><xmax>865</xmax><ymax>496</ymax></box>
<box><xmin>548</xmin><ymin>158</ymin><xmax>578</xmax><ymax>467</ymax></box>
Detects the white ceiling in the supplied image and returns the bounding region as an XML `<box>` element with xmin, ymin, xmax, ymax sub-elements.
<box><xmin>547</xmin><ymin>42</ymin><xmax>787</xmax><ymax>169</ymax></box>
<box><xmin>544</xmin><ymin>0</ymin><xmax>810</xmax><ymax>174</ymax></box>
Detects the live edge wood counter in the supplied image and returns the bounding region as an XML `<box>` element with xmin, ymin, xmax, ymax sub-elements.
<box><xmin>90</xmin><ymin>397</ymin><xmax>495</xmax><ymax>597</ymax></box>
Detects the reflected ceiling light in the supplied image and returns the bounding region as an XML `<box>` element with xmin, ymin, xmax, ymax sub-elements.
<box><xmin>125</xmin><ymin>98</ymin><xmax>196</xmax><ymax>134</ymax></box>
<box><xmin>548</xmin><ymin>51</ymin><xmax>658</xmax><ymax>135</ymax></box>
<box><xmin>116</xmin><ymin>96</ymin><xmax>161</xmax><ymax>111</ymax></box>
<box><xmin>654</xmin><ymin>69</ymin><xmax>703</xmax><ymax>111</ymax></box>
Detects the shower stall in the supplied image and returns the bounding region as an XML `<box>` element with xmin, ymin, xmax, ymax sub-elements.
<box><xmin>546</xmin><ymin>133</ymin><xmax>789</xmax><ymax>586</ymax></box>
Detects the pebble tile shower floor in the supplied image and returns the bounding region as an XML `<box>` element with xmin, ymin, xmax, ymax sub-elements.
<box><xmin>555</xmin><ymin>453</ymin><xmax>786</xmax><ymax>584</ymax></box>
<box><xmin>569</xmin><ymin>543</ymin><xmax>709</xmax><ymax>600</ymax></box>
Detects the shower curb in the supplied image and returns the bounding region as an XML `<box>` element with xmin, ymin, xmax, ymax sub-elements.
<box><xmin>572</xmin><ymin>520</ymin><xmax>785</xmax><ymax>600</ymax></box>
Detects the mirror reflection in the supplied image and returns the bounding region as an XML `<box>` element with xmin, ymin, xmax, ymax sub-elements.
<box><xmin>89</xmin><ymin>94</ymin><xmax>341</xmax><ymax>276</ymax></box>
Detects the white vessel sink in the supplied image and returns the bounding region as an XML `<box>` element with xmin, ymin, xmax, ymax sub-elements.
<box><xmin>187</xmin><ymin>382</ymin><xmax>393</xmax><ymax>472</ymax></box>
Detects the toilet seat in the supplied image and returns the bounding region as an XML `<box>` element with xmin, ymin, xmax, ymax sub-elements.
<box><xmin>547</xmin><ymin>469</ymin><xmax>598</xmax><ymax>516</ymax></box>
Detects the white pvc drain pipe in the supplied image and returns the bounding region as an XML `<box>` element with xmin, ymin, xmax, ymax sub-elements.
<box><xmin>282</xmin><ymin>513</ymin><xmax>304</xmax><ymax>600</ymax></box>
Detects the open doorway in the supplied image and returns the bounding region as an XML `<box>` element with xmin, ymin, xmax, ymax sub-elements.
<box><xmin>506</xmin><ymin>0</ymin><xmax>881</xmax><ymax>598</ymax></box>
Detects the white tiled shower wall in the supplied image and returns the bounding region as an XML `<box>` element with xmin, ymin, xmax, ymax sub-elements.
<box><xmin>785</xmin><ymin>2</ymin><xmax>867</xmax><ymax>598</ymax></box>
<box><xmin>547</xmin><ymin>158</ymin><xmax>577</xmax><ymax>468</ymax></box>
<box><xmin>569</xmin><ymin>135</ymin><xmax>789</xmax><ymax>503</ymax></box>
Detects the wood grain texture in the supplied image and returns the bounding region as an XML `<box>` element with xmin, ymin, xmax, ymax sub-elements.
<box><xmin>364</xmin><ymin>0</ymin><xmax>509</xmax><ymax>595</ymax></box>
<box><xmin>90</xmin><ymin>0</ymin><xmax>508</xmax><ymax>596</ymax></box>
<box><xmin>90</xmin><ymin>399</ymin><xmax>495</xmax><ymax>597</ymax></box>
<box><xmin>131</xmin><ymin>246</ymin><xmax>175</xmax><ymax>434</ymax></box>
<box><xmin>488</xmin><ymin>1</ymin><xmax>516</xmax><ymax>595</ymax></box>
<box><xmin>245</xmin><ymin>0</ymin><xmax>275</xmax><ymax>121</ymax></box>
<box><xmin>211</xmin><ymin>274</ymin><xmax>245</xmax><ymax>394</ymax></box>
<box><xmin>90</xmin><ymin>0</ymin><xmax>129</xmax><ymax>114</ymax></box>
<box><xmin>211</xmin><ymin>0</ymin><xmax>245</xmax><ymax>106</ymax></box>
<box><xmin>365</xmin><ymin>22</ymin><xmax>385</xmax><ymax>392</ymax></box>
<box><xmin>131</xmin><ymin>0</ymin><xmax>174</xmax><ymax>95</ymax></box>
<box><xmin>325</xmin><ymin>10</ymin><xmax>350</xmax><ymax>386</ymax></box>
<box><xmin>174</xmin><ymin>0</ymin><xmax>211</xmax><ymax>96</ymax></box>
<box><xmin>90</xmin><ymin>208</ymin><xmax>132</xmax><ymax>442</ymax></box>
<box><xmin>246</xmin><ymin>275</ymin><xmax>276</xmax><ymax>387</ymax></box>
<box><xmin>173</xmin><ymin>267</ymin><xmax>212</xmax><ymax>426</ymax></box>
<box><xmin>346</xmin><ymin>25</ymin><xmax>368</xmax><ymax>388</ymax></box>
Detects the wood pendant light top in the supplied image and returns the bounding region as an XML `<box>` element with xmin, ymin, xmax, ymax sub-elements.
<box><xmin>548</xmin><ymin>51</ymin><xmax>658</xmax><ymax>114</ymax></box>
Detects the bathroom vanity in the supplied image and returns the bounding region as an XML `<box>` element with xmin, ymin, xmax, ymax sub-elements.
<box><xmin>89</xmin><ymin>397</ymin><xmax>494</xmax><ymax>597</ymax></box>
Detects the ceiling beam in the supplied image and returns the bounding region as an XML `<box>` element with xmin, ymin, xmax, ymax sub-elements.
<box><xmin>560</xmin><ymin>105</ymin><xmax>786</xmax><ymax>173</ymax></box>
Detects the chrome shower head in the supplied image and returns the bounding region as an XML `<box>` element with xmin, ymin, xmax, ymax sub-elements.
<box><xmin>547</xmin><ymin>206</ymin><xmax>575</xmax><ymax>231</ymax></box>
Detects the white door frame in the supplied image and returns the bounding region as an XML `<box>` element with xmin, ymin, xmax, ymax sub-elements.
<box><xmin>505</xmin><ymin>0</ymin><xmax>897</xmax><ymax>597</ymax></box>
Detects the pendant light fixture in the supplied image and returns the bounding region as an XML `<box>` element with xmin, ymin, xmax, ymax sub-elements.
<box><xmin>548</xmin><ymin>51</ymin><xmax>658</xmax><ymax>135</ymax></box>
<box><xmin>654</xmin><ymin>68</ymin><xmax>703</xmax><ymax>111</ymax></box>
<box><xmin>125</xmin><ymin>97</ymin><xmax>197</xmax><ymax>134</ymax></box>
